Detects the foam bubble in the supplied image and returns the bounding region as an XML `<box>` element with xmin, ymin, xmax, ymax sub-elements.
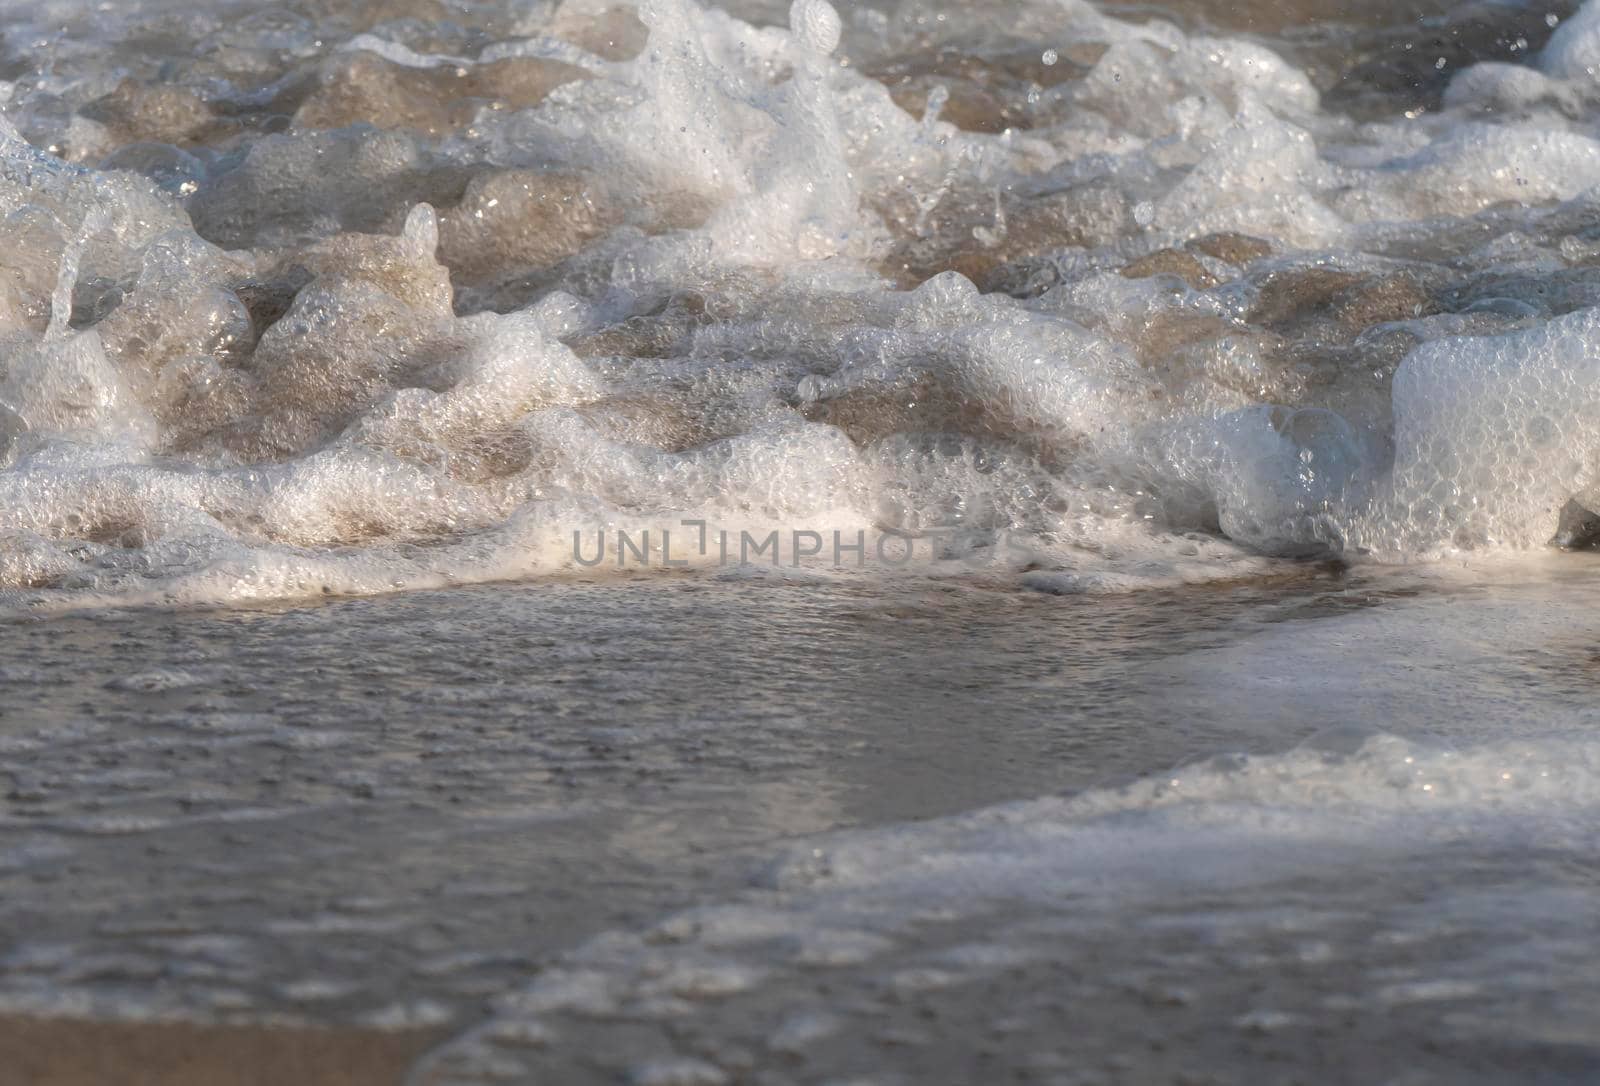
<box><xmin>1542</xmin><ymin>2</ymin><xmax>1600</xmax><ymax>79</ymax></box>
<box><xmin>788</xmin><ymin>0</ymin><xmax>840</xmax><ymax>57</ymax></box>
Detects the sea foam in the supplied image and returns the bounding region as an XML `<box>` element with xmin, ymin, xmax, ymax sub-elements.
<box><xmin>1</xmin><ymin>0</ymin><xmax>1600</xmax><ymax>605</ymax></box>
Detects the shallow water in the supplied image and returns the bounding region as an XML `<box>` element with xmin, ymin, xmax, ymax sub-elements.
<box><xmin>0</xmin><ymin>571</ymin><xmax>1338</xmax><ymax>1027</ymax></box>
<box><xmin>3</xmin><ymin>565</ymin><xmax>1600</xmax><ymax>1082</ymax></box>
<box><xmin>4</xmin><ymin>0</ymin><xmax>1600</xmax><ymax>1081</ymax></box>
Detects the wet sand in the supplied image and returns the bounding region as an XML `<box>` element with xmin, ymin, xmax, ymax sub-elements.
<box><xmin>0</xmin><ymin>1016</ymin><xmax>444</xmax><ymax>1086</ymax></box>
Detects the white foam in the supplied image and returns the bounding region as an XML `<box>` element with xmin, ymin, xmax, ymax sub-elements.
<box><xmin>1368</xmin><ymin>306</ymin><xmax>1600</xmax><ymax>555</ymax></box>
<box><xmin>1</xmin><ymin>0</ymin><xmax>1600</xmax><ymax>607</ymax></box>
<box><xmin>1542</xmin><ymin>2</ymin><xmax>1600</xmax><ymax>79</ymax></box>
<box><xmin>407</xmin><ymin>726</ymin><xmax>1600</xmax><ymax>1083</ymax></box>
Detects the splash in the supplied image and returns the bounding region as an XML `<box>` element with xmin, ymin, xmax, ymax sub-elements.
<box><xmin>2</xmin><ymin>0</ymin><xmax>1600</xmax><ymax>606</ymax></box>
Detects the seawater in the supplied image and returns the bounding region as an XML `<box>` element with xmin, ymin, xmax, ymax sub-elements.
<box><xmin>0</xmin><ymin>1</ymin><xmax>1599</xmax><ymax>1082</ymax></box>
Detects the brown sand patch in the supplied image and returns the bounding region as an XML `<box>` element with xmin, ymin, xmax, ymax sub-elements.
<box><xmin>0</xmin><ymin>1016</ymin><xmax>446</xmax><ymax>1086</ymax></box>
